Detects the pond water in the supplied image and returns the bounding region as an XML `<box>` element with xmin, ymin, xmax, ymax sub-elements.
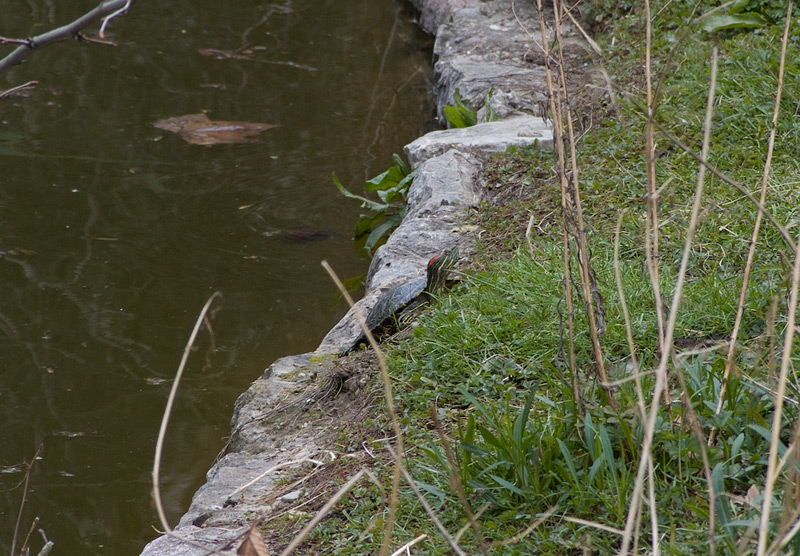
<box><xmin>0</xmin><ymin>1</ymin><xmax>434</xmax><ymax>554</ymax></box>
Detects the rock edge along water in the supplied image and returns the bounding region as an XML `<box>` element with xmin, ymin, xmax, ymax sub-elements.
<box><xmin>137</xmin><ymin>1</ymin><xmax>591</xmax><ymax>553</ymax></box>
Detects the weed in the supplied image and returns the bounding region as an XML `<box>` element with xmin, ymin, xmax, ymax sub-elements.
<box><xmin>444</xmin><ymin>88</ymin><xmax>498</xmax><ymax>128</ymax></box>
<box><xmin>333</xmin><ymin>153</ymin><xmax>415</xmax><ymax>256</ymax></box>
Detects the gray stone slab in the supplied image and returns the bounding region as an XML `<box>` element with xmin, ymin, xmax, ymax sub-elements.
<box><xmin>405</xmin><ymin>116</ymin><xmax>552</xmax><ymax>168</ymax></box>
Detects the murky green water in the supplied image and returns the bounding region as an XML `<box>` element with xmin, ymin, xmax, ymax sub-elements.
<box><xmin>0</xmin><ymin>1</ymin><xmax>434</xmax><ymax>553</ymax></box>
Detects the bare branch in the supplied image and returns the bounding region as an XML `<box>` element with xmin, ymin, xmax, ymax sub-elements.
<box><xmin>99</xmin><ymin>0</ymin><xmax>133</xmax><ymax>38</ymax></box>
<box><xmin>0</xmin><ymin>80</ymin><xmax>38</xmax><ymax>99</ymax></box>
<box><xmin>0</xmin><ymin>0</ymin><xmax>133</xmax><ymax>74</ymax></box>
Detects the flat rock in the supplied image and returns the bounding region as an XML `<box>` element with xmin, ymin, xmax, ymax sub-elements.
<box><xmin>405</xmin><ymin>116</ymin><xmax>552</xmax><ymax>168</ymax></box>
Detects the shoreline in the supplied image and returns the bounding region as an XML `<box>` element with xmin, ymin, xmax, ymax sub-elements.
<box><xmin>138</xmin><ymin>2</ymin><xmax>589</xmax><ymax>554</ymax></box>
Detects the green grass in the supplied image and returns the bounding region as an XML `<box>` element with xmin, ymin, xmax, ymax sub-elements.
<box><xmin>304</xmin><ymin>1</ymin><xmax>800</xmax><ymax>554</ymax></box>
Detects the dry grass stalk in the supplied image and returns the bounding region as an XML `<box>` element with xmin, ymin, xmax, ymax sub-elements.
<box><xmin>551</xmin><ymin>0</ymin><xmax>611</xmax><ymax>398</ymax></box>
<box><xmin>614</xmin><ymin>212</ymin><xmax>659</xmax><ymax>552</ymax></box>
<box><xmin>620</xmin><ymin>47</ymin><xmax>719</xmax><ymax>556</ymax></box>
<box><xmin>11</xmin><ymin>445</ymin><xmax>44</xmax><ymax>556</ymax></box>
<box><xmin>532</xmin><ymin>0</ymin><xmax>614</xmax><ymax>408</ymax></box>
<box><xmin>279</xmin><ymin>469</ymin><xmax>373</xmax><ymax>556</ymax></box>
<box><xmin>227</xmin><ymin>457</ymin><xmax>324</xmax><ymax>501</ymax></box>
<box><xmin>644</xmin><ymin>0</ymin><xmax>666</xmax><ymax>357</ymax></box>
<box><xmin>713</xmin><ymin>0</ymin><xmax>794</xmax><ymax>430</ymax></box>
<box><xmin>321</xmin><ymin>261</ymin><xmax>404</xmax><ymax>556</ymax></box>
<box><xmin>152</xmin><ymin>291</ymin><xmax>222</xmax><ymax>534</ymax></box>
<box><xmin>389</xmin><ymin>534</ymin><xmax>427</xmax><ymax>556</ymax></box>
<box><xmin>528</xmin><ymin>0</ymin><xmax>582</xmax><ymax>411</ymax></box>
<box><xmin>757</xmin><ymin>210</ymin><xmax>800</xmax><ymax>552</ymax></box>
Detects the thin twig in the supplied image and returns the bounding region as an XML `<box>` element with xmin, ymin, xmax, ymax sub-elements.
<box><xmin>553</xmin><ymin>0</ymin><xmax>611</xmax><ymax>399</ymax></box>
<box><xmin>532</xmin><ymin>0</ymin><xmax>583</xmax><ymax>412</ymax></box>
<box><xmin>614</xmin><ymin>211</ymin><xmax>662</xmax><ymax>551</ymax></box>
<box><xmin>11</xmin><ymin>444</ymin><xmax>43</xmax><ymax>556</ymax></box>
<box><xmin>674</xmin><ymin>364</ymin><xmax>716</xmax><ymax>556</ymax></box>
<box><xmin>99</xmin><ymin>0</ymin><xmax>132</xmax><ymax>38</ymax></box>
<box><xmin>389</xmin><ymin>534</ymin><xmax>427</xmax><ymax>556</ymax></box>
<box><xmin>495</xmin><ymin>506</ymin><xmax>557</xmax><ymax>546</ymax></box>
<box><xmin>226</xmin><ymin>457</ymin><xmax>324</xmax><ymax>500</ymax></box>
<box><xmin>455</xmin><ymin>503</ymin><xmax>490</xmax><ymax>542</ymax></box>
<box><xmin>644</xmin><ymin>0</ymin><xmax>667</xmax><ymax>367</ymax></box>
<box><xmin>563</xmin><ymin>515</ymin><xmax>625</xmax><ymax>536</ymax></box>
<box><xmin>0</xmin><ymin>80</ymin><xmax>38</xmax><ymax>99</ymax></box>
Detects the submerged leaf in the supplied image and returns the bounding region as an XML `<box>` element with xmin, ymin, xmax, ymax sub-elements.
<box><xmin>153</xmin><ymin>113</ymin><xmax>277</xmax><ymax>146</ymax></box>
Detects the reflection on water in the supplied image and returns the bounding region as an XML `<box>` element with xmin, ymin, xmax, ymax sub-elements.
<box><xmin>0</xmin><ymin>1</ymin><xmax>434</xmax><ymax>553</ymax></box>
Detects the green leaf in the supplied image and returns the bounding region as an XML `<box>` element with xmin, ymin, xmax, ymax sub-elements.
<box><xmin>415</xmin><ymin>480</ymin><xmax>448</xmax><ymax>504</ymax></box>
<box><xmin>364</xmin><ymin>165</ymin><xmax>405</xmax><ymax>191</ymax></box>
<box><xmin>395</xmin><ymin>168</ymin><xmax>416</xmax><ymax>192</ymax></box>
<box><xmin>484</xmin><ymin>88</ymin><xmax>498</xmax><ymax>123</ymax></box>
<box><xmin>354</xmin><ymin>213</ymin><xmax>383</xmax><ymax>238</ymax></box>
<box><xmin>461</xmin><ymin>441</ymin><xmax>489</xmax><ymax>456</ymax></box>
<box><xmin>392</xmin><ymin>153</ymin><xmax>410</xmax><ymax>176</ymax></box>
<box><xmin>700</xmin><ymin>12</ymin><xmax>767</xmax><ymax>32</ymax></box>
<box><xmin>383</xmin><ymin>188</ymin><xmax>405</xmax><ymax>204</ymax></box>
<box><xmin>364</xmin><ymin>215</ymin><xmax>401</xmax><ymax>255</ymax></box>
<box><xmin>729</xmin><ymin>0</ymin><xmax>753</xmax><ymax>14</ymax></box>
<box><xmin>512</xmin><ymin>389</ymin><xmax>536</xmax><ymax>447</ymax></box>
<box><xmin>556</xmin><ymin>439</ymin><xmax>581</xmax><ymax>485</ymax></box>
<box><xmin>747</xmin><ymin>424</ymin><xmax>787</xmax><ymax>456</ymax></box>
<box><xmin>711</xmin><ymin>463</ymin><xmax>733</xmax><ymax>529</ymax></box>
<box><xmin>444</xmin><ymin>105</ymin><xmax>468</xmax><ymax>128</ymax></box>
<box><xmin>477</xmin><ymin>425</ymin><xmax>505</xmax><ymax>452</ymax></box>
<box><xmin>489</xmin><ymin>474</ymin><xmax>525</xmax><ymax>496</ymax></box>
<box><xmin>332</xmin><ymin>172</ymin><xmax>385</xmax><ymax>211</ymax></box>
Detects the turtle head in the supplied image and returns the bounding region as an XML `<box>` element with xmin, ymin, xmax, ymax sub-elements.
<box><xmin>425</xmin><ymin>246</ymin><xmax>459</xmax><ymax>293</ymax></box>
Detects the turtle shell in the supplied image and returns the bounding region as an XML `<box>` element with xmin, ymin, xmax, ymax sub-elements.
<box><xmin>366</xmin><ymin>276</ymin><xmax>427</xmax><ymax>331</ymax></box>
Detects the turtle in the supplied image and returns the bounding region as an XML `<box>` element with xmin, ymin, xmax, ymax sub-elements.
<box><xmin>360</xmin><ymin>246</ymin><xmax>459</xmax><ymax>343</ymax></box>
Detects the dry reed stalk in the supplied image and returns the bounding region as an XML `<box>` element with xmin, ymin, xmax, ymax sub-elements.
<box><xmin>321</xmin><ymin>261</ymin><xmax>403</xmax><ymax>556</ymax></box>
<box><xmin>531</xmin><ymin>0</ymin><xmax>582</xmax><ymax>410</ymax></box>
<box><xmin>673</xmin><ymin>364</ymin><xmax>716</xmax><ymax>556</ymax></box>
<box><xmin>756</xmin><ymin>213</ymin><xmax>800</xmax><ymax>553</ymax></box>
<box><xmin>644</xmin><ymin>0</ymin><xmax>666</xmax><ymax>357</ymax></box>
<box><xmin>11</xmin><ymin>445</ymin><xmax>43</xmax><ymax>556</ymax></box>
<box><xmin>712</xmin><ymin>0</ymin><xmax>793</xmax><ymax>436</ymax></box>
<box><xmin>151</xmin><ymin>292</ymin><xmax>246</xmax><ymax>555</ymax></box>
<box><xmin>769</xmin><ymin>419</ymin><xmax>800</xmax><ymax>554</ymax></box>
<box><xmin>614</xmin><ymin>212</ymin><xmax>659</xmax><ymax>553</ymax></box>
<box><xmin>619</xmin><ymin>47</ymin><xmax>719</xmax><ymax>556</ymax></box>
<box><xmin>552</xmin><ymin>0</ymin><xmax>611</xmax><ymax>398</ymax></box>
